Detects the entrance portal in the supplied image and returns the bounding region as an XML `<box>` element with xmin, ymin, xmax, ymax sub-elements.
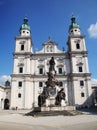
<box><xmin>4</xmin><ymin>99</ymin><xmax>9</xmax><ymax>109</ymax></box>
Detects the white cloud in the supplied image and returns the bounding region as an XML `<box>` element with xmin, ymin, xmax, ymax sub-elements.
<box><xmin>0</xmin><ymin>75</ymin><xmax>11</xmax><ymax>85</ymax></box>
<box><xmin>91</xmin><ymin>78</ymin><xmax>97</xmax><ymax>85</ymax></box>
<box><xmin>88</xmin><ymin>22</ymin><xmax>97</xmax><ymax>38</ymax></box>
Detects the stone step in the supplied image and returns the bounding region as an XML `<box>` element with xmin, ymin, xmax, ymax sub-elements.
<box><xmin>25</xmin><ymin>110</ymin><xmax>82</xmax><ymax>117</ymax></box>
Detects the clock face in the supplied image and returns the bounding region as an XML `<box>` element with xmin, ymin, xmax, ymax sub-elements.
<box><xmin>74</xmin><ymin>39</ymin><xmax>80</xmax><ymax>43</ymax></box>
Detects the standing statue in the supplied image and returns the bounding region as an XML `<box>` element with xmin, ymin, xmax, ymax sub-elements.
<box><xmin>49</xmin><ymin>57</ymin><xmax>55</xmax><ymax>72</ymax></box>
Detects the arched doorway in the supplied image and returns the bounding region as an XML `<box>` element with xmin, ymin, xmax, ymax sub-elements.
<box><xmin>4</xmin><ymin>99</ymin><xmax>9</xmax><ymax>109</ymax></box>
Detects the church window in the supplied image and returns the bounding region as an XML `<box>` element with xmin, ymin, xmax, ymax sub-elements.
<box><xmin>6</xmin><ymin>92</ymin><xmax>8</xmax><ymax>96</ymax></box>
<box><xmin>80</xmin><ymin>80</ymin><xmax>84</xmax><ymax>86</ymax></box>
<box><xmin>50</xmin><ymin>46</ymin><xmax>53</xmax><ymax>52</ymax></box>
<box><xmin>21</xmin><ymin>44</ymin><xmax>24</xmax><ymax>51</ymax></box>
<box><xmin>81</xmin><ymin>92</ymin><xmax>85</xmax><ymax>97</ymax></box>
<box><xmin>18</xmin><ymin>93</ymin><xmax>21</xmax><ymax>98</ymax></box>
<box><xmin>23</xmin><ymin>31</ymin><xmax>25</xmax><ymax>33</ymax></box>
<box><xmin>59</xmin><ymin>68</ymin><xmax>62</xmax><ymax>74</ymax></box>
<box><xmin>19</xmin><ymin>67</ymin><xmax>23</xmax><ymax>73</ymax></box>
<box><xmin>79</xmin><ymin>66</ymin><xmax>83</xmax><ymax>72</ymax></box>
<box><xmin>39</xmin><ymin>82</ymin><xmax>43</xmax><ymax>87</ymax></box>
<box><xmin>47</xmin><ymin>46</ymin><xmax>49</xmax><ymax>52</ymax></box>
<box><xmin>76</xmin><ymin>43</ymin><xmax>80</xmax><ymax>49</ymax></box>
<box><xmin>18</xmin><ymin>81</ymin><xmax>22</xmax><ymax>87</ymax></box>
<box><xmin>39</xmin><ymin>68</ymin><xmax>43</xmax><ymax>74</ymax></box>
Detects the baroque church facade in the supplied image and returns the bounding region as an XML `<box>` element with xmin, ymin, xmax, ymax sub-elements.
<box><xmin>10</xmin><ymin>16</ymin><xmax>93</xmax><ymax>109</ymax></box>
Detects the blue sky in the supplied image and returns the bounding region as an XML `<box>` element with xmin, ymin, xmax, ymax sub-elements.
<box><xmin>0</xmin><ymin>0</ymin><xmax>97</xmax><ymax>84</ymax></box>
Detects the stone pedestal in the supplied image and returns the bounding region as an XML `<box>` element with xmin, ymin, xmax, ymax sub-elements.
<box><xmin>34</xmin><ymin>106</ymin><xmax>76</xmax><ymax>112</ymax></box>
<box><xmin>38</xmin><ymin>57</ymin><xmax>66</xmax><ymax>109</ymax></box>
<box><xmin>46</xmin><ymin>97</ymin><xmax>66</xmax><ymax>107</ymax></box>
<box><xmin>61</xmin><ymin>100</ymin><xmax>66</xmax><ymax>107</ymax></box>
<box><xmin>46</xmin><ymin>97</ymin><xmax>55</xmax><ymax>107</ymax></box>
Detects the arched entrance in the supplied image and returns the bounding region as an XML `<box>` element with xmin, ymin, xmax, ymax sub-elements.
<box><xmin>4</xmin><ymin>99</ymin><xmax>9</xmax><ymax>109</ymax></box>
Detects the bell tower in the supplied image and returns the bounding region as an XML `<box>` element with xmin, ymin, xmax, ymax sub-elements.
<box><xmin>11</xmin><ymin>17</ymin><xmax>33</xmax><ymax>109</ymax></box>
<box><xmin>67</xmin><ymin>15</ymin><xmax>92</xmax><ymax>107</ymax></box>
<box><xmin>14</xmin><ymin>17</ymin><xmax>33</xmax><ymax>54</ymax></box>
<box><xmin>68</xmin><ymin>15</ymin><xmax>87</xmax><ymax>53</ymax></box>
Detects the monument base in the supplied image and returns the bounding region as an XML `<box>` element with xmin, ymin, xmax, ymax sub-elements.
<box><xmin>34</xmin><ymin>106</ymin><xmax>76</xmax><ymax>112</ymax></box>
<box><xmin>46</xmin><ymin>97</ymin><xmax>67</xmax><ymax>107</ymax></box>
<box><xmin>46</xmin><ymin>97</ymin><xmax>55</xmax><ymax>107</ymax></box>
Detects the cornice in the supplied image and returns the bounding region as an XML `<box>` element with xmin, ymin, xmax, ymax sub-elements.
<box><xmin>69</xmin><ymin>73</ymin><xmax>91</xmax><ymax>77</ymax></box>
<box><xmin>68</xmin><ymin>34</ymin><xmax>85</xmax><ymax>40</ymax></box>
<box><xmin>11</xmin><ymin>74</ymin><xmax>32</xmax><ymax>78</ymax></box>
<box><xmin>13</xmin><ymin>51</ymin><xmax>71</xmax><ymax>59</ymax></box>
<box><xmin>68</xmin><ymin>51</ymin><xmax>88</xmax><ymax>57</ymax></box>
<box><xmin>31</xmin><ymin>52</ymin><xmax>69</xmax><ymax>59</ymax></box>
<box><xmin>15</xmin><ymin>36</ymin><xmax>32</xmax><ymax>40</ymax></box>
<box><xmin>13</xmin><ymin>52</ymin><xmax>32</xmax><ymax>56</ymax></box>
<box><xmin>11</xmin><ymin>73</ymin><xmax>69</xmax><ymax>79</ymax></box>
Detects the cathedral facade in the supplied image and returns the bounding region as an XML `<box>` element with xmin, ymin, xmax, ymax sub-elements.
<box><xmin>10</xmin><ymin>16</ymin><xmax>93</xmax><ymax>109</ymax></box>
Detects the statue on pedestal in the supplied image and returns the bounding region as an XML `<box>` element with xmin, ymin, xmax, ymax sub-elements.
<box><xmin>49</xmin><ymin>57</ymin><xmax>56</xmax><ymax>72</ymax></box>
<box><xmin>38</xmin><ymin>57</ymin><xmax>66</xmax><ymax>107</ymax></box>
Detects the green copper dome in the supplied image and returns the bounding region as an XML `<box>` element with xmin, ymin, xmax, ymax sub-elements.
<box><xmin>69</xmin><ymin>15</ymin><xmax>80</xmax><ymax>30</ymax></box>
<box><xmin>20</xmin><ymin>17</ymin><xmax>30</xmax><ymax>31</ymax></box>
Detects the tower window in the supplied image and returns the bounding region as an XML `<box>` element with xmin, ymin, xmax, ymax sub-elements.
<box><xmin>81</xmin><ymin>92</ymin><xmax>85</xmax><ymax>97</ymax></box>
<box><xmin>79</xmin><ymin>66</ymin><xmax>83</xmax><ymax>72</ymax></box>
<box><xmin>71</xmin><ymin>30</ymin><xmax>73</xmax><ymax>33</ymax></box>
<box><xmin>18</xmin><ymin>81</ymin><xmax>22</xmax><ymax>87</ymax></box>
<box><xmin>39</xmin><ymin>82</ymin><xmax>43</xmax><ymax>87</ymax></box>
<box><xmin>19</xmin><ymin>67</ymin><xmax>23</xmax><ymax>73</ymax></box>
<box><xmin>59</xmin><ymin>68</ymin><xmax>62</xmax><ymax>74</ymax></box>
<box><xmin>39</xmin><ymin>68</ymin><xmax>43</xmax><ymax>74</ymax></box>
<box><xmin>18</xmin><ymin>93</ymin><xmax>21</xmax><ymax>98</ymax></box>
<box><xmin>76</xmin><ymin>43</ymin><xmax>80</xmax><ymax>49</ymax></box>
<box><xmin>21</xmin><ymin>44</ymin><xmax>24</xmax><ymax>51</ymax></box>
<box><xmin>80</xmin><ymin>80</ymin><xmax>84</xmax><ymax>86</ymax></box>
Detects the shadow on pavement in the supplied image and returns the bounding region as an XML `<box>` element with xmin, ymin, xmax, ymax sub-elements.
<box><xmin>77</xmin><ymin>106</ymin><xmax>97</xmax><ymax>115</ymax></box>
